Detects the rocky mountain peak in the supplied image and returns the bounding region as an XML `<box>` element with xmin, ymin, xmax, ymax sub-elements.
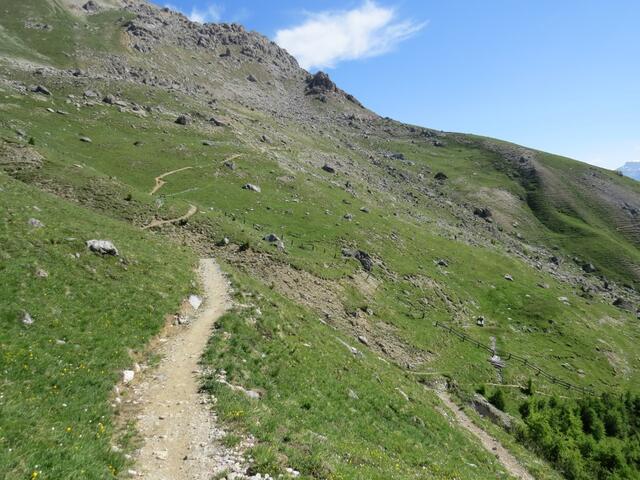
<box><xmin>619</xmin><ymin>162</ymin><xmax>640</xmax><ymax>181</ymax></box>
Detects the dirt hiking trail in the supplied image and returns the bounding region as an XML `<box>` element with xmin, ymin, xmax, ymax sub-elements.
<box><xmin>142</xmin><ymin>204</ymin><xmax>197</xmax><ymax>230</ymax></box>
<box><xmin>149</xmin><ymin>166</ymin><xmax>193</xmax><ymax>195</ymax></box>
<box><xmin>435</xmin><ymin>389</ymin><xmax>534</xmax><ymax>480</ymax></box>
<box><xmin>132</xmin><ymin>259</ymin><xmax>245</xmax><ymax>479</ymax></box>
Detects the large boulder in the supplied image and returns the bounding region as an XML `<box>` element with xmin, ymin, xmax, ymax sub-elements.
<box><xmin>471</xmin><ymin>393</ymin><xmax>513</xmax><ymax>431</ymax></box>
<box><xmin>86</xmin><ymin>239</ymin><xmax>119</xmax><ymax>256</ymax></box>
<box><xmin>242</xmin><ymin>183</ymin><xmax>261</xmax><ymax>193</ymax></box>
<box><xmin>175</xmin><ymin>114</ymin><xmax>191</xmax><ymax>126</ymax></box>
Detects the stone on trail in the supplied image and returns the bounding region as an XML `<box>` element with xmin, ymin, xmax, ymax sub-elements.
<box><xmin>86</xmin><ymin>239</ymin><xmax>119</xmax><ymax>256</ymax></box>
<box><xmin>188</xmin><ymin>294</ymin><xmax>202</xmax><ymax>310</ymax></box>
<box><xmin>122</xmin><ymin>370</ymin><xmax>135</xmax><ymax>383</ymax></box>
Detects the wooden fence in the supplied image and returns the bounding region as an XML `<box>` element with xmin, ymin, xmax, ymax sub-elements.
<box><xmin>434</xmin><ymin>321</ymin><xmax>595</xmax><ymax>396</ymax></box>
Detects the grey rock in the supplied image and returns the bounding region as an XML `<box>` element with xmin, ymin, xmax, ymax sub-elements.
<box><xmin>35</xmin><ymin>268</ymin><xmax>49</xmax><ymax>278</ymax></box>
<box><xmin>22</xmin><ymin>312</ymin><xmax>34</xmax><ymax>326</ymax></box>
<box><xmin>471</xmin><ymin>394</ymin><xmax>513</xmax><ymax>431</ymax></box>
<box><xmin>246</xmin><ymin>74</ymin><xmax>257</xmax><ymax>82</ymax></box>
<box><xmin>473</xmin><ymin>207</ymin><xmax>492</xmax><ymax>221</ymax></box>
<box><xmin>613</xmin><ymin>297</ymin><xmax>634</xmax><ymax>311</ymax></box>
<box><xmin>86</xmin><ymin>239</ymin><xmax>119</xmax><ymax>256</ymax></box>
<box><xmin>504</xmin><ymin>274</ymin><xmax>514</xmax><ymax>281</ymax></box>
<box><xmin>582</xmin><ymin>263</ymin><xmax>597</xmax><ymax>273</ymax></box>
<box><xmin>79</xmin><ymin>136</ymin><xmax>92</xmax><ymax>143</ymax></box>
<box><xmin>31</xmin><ymin>85</ymin><xmax>51</xmax><ymax>95</ymax></box>
<box><xmin>434</xmin><ymin>172</ymin><xmax>448</xmax><ymax>181</ymax></box>
<box><xmin>28</xmin><ymin>218</ymin><xmax>44</xmax><ymax>228</ymax></box>
<box><xmin>322</xmin><ymin>164</ymin><xmax>336</xmax><ymax>174</ymax></box>
<box><xmin>175</xmin><ymin>114</ymin><xmax>191</xmax><ymax>125</ymax></box>
<box><xmin>243</xmin><ymin>183</ymin><xmax>261</xmax><ymax>193</ymax></box>
<box><xmin>82</xmin><ymin>0</ymin><xmax>100</xmax><ymax>12</ymax></box>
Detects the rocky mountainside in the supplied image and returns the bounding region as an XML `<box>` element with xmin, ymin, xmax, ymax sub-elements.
<box><xmin>619</xmin><ymin>161</ymin><xmax>640</xmax><ymax>181</ymax></box>
<box><xmin>2</xmin><ymin>1</ymin><xmax>640</xmax><ymax>479</ymax></box>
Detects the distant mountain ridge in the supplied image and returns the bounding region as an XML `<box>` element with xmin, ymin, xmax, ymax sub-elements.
<box><xmin>619</xmin><ymin>161</ymin><xmax>640</xmax><ymax>180</ymax></box>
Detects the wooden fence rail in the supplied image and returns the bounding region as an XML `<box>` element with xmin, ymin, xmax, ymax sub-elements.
<box><xmin>434</xmin><ymin>321</ymin><xmax>595</xmax><ymax>396</ymax></box>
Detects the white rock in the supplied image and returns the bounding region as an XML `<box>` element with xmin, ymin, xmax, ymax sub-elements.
<box><xmin>86</xmin><ymin>239</ymin><xmax>119</xmax><ymax>256</ymax></box>
<box><xmin>28</xmin><ymin>218</ymin><xmax>45</xmax><ymax>228</ymax></box>
<box><xmin>21</xmin><ymin>312</ymin><xmax>34</xmax><ymax>326</ymax></box>
<box><xmin>188</xmin><ymin>294</ymin><xmax>203</xmax><ymax>310</ymax></box>
<box><xmin>122</xmin><ymin>370</ymin><xmax>135</xmax><ymax>383</ymax></box>
<box><xmin>242</xmin><ymin>183</ymin><xmax>261</xmax><ymax>193</ymax></box>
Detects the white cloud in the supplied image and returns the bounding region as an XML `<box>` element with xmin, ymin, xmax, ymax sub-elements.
<box><xmin>165</xmin><ymin>3</ymin><xmax>223</xmax><ymax>24</ymax></box>
<box><xmin>274</xmin><ymin>1</ymin><xmax>425</xmax><ymax>70</ymax></box>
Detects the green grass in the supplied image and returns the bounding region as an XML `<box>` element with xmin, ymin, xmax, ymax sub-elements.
<box><xmin>201</xmin><ymin>267</ymin><xmax>515</xmax><ymax>479</ymax></box>
<box><xmin>0</xmin><ymin>173</ymin><xmax>196</xmax><ymax>479</ymax></box>
<box><xmin>1</xmin><ymin>5</ymin><xmax>640</xmax><ymax>478</ymax></box>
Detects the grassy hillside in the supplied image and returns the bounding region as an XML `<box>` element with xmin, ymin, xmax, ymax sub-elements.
<box><xmin>1</xmin><ymin>1</ymin><xmax>639</xmax><ymax>478</ymax></box>
<box><xmin>0</xmin><ymin>173</ymin><xmax>196</xmax><ymax>479</ymax></box>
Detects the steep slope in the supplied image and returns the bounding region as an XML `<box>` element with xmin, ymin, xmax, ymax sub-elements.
<box><xmin>1</xmin><ymin>1</ymin><xmax>639</xmax><ymax>479</ymax></box>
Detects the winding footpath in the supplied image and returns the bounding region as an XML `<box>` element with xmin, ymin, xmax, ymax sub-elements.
<box><xmin>435</xmin><ymin>389</ymin><xmax>534</xmax><ymax>480</ymax></box>
<box><xmin>132</xmin><ymin>259</ymin><xmax>250</xmax><ymax>479</ymax></box>
<box><xmin>149</xmin><ymin>166</ymin><xmax>193</xmax><ymax>195</ymax></box>
<box><xmin>142</xmin><ymin>204</ymin><xmax>197</xmax><ymax>230</ymax></box>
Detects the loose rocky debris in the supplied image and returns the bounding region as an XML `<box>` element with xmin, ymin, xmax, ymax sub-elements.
<box><xmin>86</xmin><ymin>239</ymin><xmax>119</xmax><ymax>256</ymax></box>
<box><xmin>0</xmin><ymin>142</ymin><xmax>44</xmax><ymax>174</ymax></box>
<box><xmin>613</xmin><ymin>297</ymin><xmax>634</xmax><ymax>311</ymax></box>
<box><xmin>473</xmin><ymin>207</ymin><xmax>493</xmax><ymax>222</ymax></box>
<box><xmin>342</xmin><ymin>248</ymin><xmax>373</xmax><ymax>272</ymax></box>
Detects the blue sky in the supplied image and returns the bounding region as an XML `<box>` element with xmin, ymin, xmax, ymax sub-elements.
<box><xmin>159</xmin><ymin>0</ymin><xmax>640</xmax><ymax>170</ymax></box>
